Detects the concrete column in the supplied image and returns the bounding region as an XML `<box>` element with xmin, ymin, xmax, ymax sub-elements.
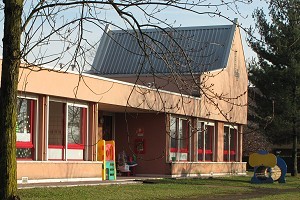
<box><xmin>191</xmin><ymin>118</ymin><xmax>197</xmax><ymax>162</ymax></box>
<box><xmin>238</xmin><ymin>125</ymin><xmax>243</xmax><ymax>162</ymax></box>
<box><xmin>88</xmin><ymin>102</ymin><xmax>98</xmax><ymax>161</ymax></box>
<box><xmin>165</xmin><ymin>114</ymin><xmax>170</xmax><ymax>162</ymax></box>
<box><xmin>215</xmin><ymin>122</ymin><xmax>224</xmax><ymax>162</ymax></box>
<box><xmin>37</xmin><ymin>95</ymin><xmax>47</xmax><ymax>161</ymax></box>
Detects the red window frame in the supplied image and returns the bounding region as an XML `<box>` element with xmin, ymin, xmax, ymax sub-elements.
<box><xmin>16</xmin><ymin>99</ymin><xmax>35</xmax><ymax>160</ymax></box>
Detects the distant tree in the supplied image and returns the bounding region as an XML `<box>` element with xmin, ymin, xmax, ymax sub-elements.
<box><xmin>242</xmin><ymin>128</ymin><xmax>272</xmax><ymax>156</ymax></box>
<box><xmin>248</xmin><ymin>0</ymin><xmax>299</xmax><ymax>176</ymax></box>
<box><xmin>243</xmin><ymin>85</ymin><xmax>272</xmax><ymax>156</ymax></box>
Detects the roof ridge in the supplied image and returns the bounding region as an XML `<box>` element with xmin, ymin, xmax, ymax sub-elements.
<box><xmin>110</xmin><ymin>24</ymin><xmax>233</xmax><ymax>34</ymax></box>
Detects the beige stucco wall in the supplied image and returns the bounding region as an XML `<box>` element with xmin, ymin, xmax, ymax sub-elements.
<box><xmin>17</xmin><ymin>161</ymin><xmax>102</xmax><ymax>180</ymax></box>
<box><xmin>15</xmin><ymin>65</ymin><xmax>202</xmax><ymax>117</ymax></box>
<box><xmin>171</xmin><ymin>162</ymin><xmax>246</xmax><ymax>176</ymax></box>
<box><xmin>199</xmin><ymin>27</ymin><xmax>248</xmax><ymax>124</ymax></box>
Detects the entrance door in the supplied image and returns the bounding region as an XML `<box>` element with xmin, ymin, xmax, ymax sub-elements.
<box><xmin>103</xmin><ymin>115</ymin><xmax>114</xmax><ymax>141</ymax></box>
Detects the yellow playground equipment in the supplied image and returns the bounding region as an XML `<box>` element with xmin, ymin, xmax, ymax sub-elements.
<box><xmin>97</xmin><ymin>140</ymin><xmax>116</xmax><ymax>180</ymax></box>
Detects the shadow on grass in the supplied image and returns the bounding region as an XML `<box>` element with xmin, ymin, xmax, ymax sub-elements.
<box><xmin>141</xmin><ymin>177</ymin><xmax>251</xmax><ymax>185</ymax></box>
<box><xmin>207</xmin><ymin>177</ymin><xmax>250</xmax><ymax>184</ymax></box>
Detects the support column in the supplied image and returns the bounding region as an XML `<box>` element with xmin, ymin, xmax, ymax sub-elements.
<box><xmin>191</xmin><ymin>118</ymin><xmax>197</xmax><ymax>162</ymax></box>
<box><xmin>165</xmin><ymin>114</ymin><xmax>170</xmax><ymax>163</ymax></box>
<box><xmin>37</xmin><ymin>95</ymin><xmax>47</xmax><ymax>161</ymax></box>
<box><xmin>238</xmin><ymin>125</ymin><xmax>243</xmax><ymax>162</ymax></box>
<box><xmin>215</xmin><ymin>122</ymin><xmax>224</xmax><ymax>162</ymax></box>
<box><xmin>88</xmin><ymin>102</ymin><xmax>98</xmax><ymax>161</ymax></box>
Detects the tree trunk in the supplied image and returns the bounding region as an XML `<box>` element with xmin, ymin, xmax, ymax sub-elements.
<box><xmin>291</xmin><ymin>123</ymin><xmax>298</xmax><ymax>176</ymax></box>
<box><xmin>0</xmin><ymin>0</ymin><xmax>23</xmax><ymax>199</ymax></box>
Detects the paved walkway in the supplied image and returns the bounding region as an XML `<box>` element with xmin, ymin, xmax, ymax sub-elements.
<box><xmin>18</xmin><ymin>176</ymin><xmax>162</xmax><ymax>189</ymax></box>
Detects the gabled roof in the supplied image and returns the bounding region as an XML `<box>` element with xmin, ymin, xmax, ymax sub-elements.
<box><xmin>91</xmin><ymin>19</ymin><xmax>237</xmax><ymax>76</ymax></box>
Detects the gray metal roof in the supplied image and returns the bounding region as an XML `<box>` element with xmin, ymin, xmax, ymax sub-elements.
<box><xmin>91</xmin><ymin>21</ymin><xmax>236</xmax><ymax>76</ymax></box>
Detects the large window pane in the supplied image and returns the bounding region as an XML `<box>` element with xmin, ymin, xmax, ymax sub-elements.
<box><xmin>224</xmin><ymin>126</ymin><xmax>229</xmax><ymax>161</ymax></box>
<box><xmin>179</xmin><ymin>119</ymin><xmax>188</xmax><ymax>152</ymax></box>
<box><xmin>48</xmin><ymin>101</ymin><xmax>87</xmax><ymax>161</ymax></box>
<box><xmin>17</xmin><ymin>98</ymin><xmax>33</xmax><ymax>142</ymax></box>
<box><xmin>169</xmin><ymin>116</ymin><xmax>190</xmax><ymax>161</ymax></box>
<box><xmin>17</xmin><ymin>148</ymin><xmax>32</xmax><ymax>159</ymax></box>
<box><xmin>48</xmin><ymin>101</ymin><xmax>64</xmax><ymax>146</ymax></box>
<box><xmin>197</xmin><ymin>121</ymin><xmax>203</xmax><ymax>161</ymax></box>
<box><xmin>68</xmin><ymin>105</ymin><xmax>86</xmax><ymax>145</ymax></box>
<box><xmin>223</xmin><ymin>126</ymin><xmax>237</xmax><ymax>162</ymax></box>
<box><xmin>170</xmin><ymin>116</ymin><xmax>177</xmax><ymax>150</ymax></box>
<box><xmin>230</xmin><ymin>128</ymin><xmax>237</xmax><ymax>161</ymax></box>
<box><xmin>16</xmin><ymin>98</ymin><xmax>35</xmax><ymax>160</ymax></box>
<box><xmin>196</xmin><ymin>121</ymin><xmax>215</xmax><ymax>162</ymax></box>
<box><xmin>205</xmin><ymin>125</ymin><xmax>214</xmax><ymax>161</ymax></box>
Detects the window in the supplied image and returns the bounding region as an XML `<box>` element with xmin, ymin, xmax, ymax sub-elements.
<box><xmin>67</xmin><ymin>105</ymin><xmax>87</xmax><ymax>149</ymax></box>
<box><xmin>224</xmin><ymin>125</ymin><xmax>238</xmax><ymax>161</ymax></box>
<box><xmin>197</xmin><ymin>121</ymin><xmax>203</xmax><ymax>161</ymax></box>
<box><xmin>197</xmin><ymin>121</ymin><xmax>215</xmax><ymax>162</ymax></box>
<box><xmin>179</xmin><ymin>119</ymin><xmax>189</xmax><ymax>154</ymax></box>
<box><xmin>48</xmin><ymin>101</ymin><xmax>87</xmax><ymax>160</ymax></box>
<box><xmin>16</xmin><ymin>98</ymin><xmax>36</xmax><ymax>160</ymax></box>
<box><xmin>169</xmin><ymin>116</ymin><xmax>190</xmax><ymax>161</ymax></box>
<box><xmin>205</xmin><ymin>125</ymin><xmax>214</xmax><ymax>161</ymax></box>
<box><xmin>48</xmin><ymin>101</ymin><xmax>65</xmax><ymax>160</ymax></box>
<box><xmin>170</xmin><ymin>117</ymin><xmax>177</xmax><ymax>152</ymax></box>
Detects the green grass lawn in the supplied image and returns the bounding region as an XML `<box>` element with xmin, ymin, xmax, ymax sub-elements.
<box><xmin>18</xmin><ymin>175</ymin><xmax>300</xmax><ymax>200</ymax></box>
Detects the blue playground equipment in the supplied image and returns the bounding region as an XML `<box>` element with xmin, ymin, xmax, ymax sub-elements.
<box><xmin>249</xmin><ymin>150</ymin><xmax>287</xmax><ymax>184</ymax></box>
